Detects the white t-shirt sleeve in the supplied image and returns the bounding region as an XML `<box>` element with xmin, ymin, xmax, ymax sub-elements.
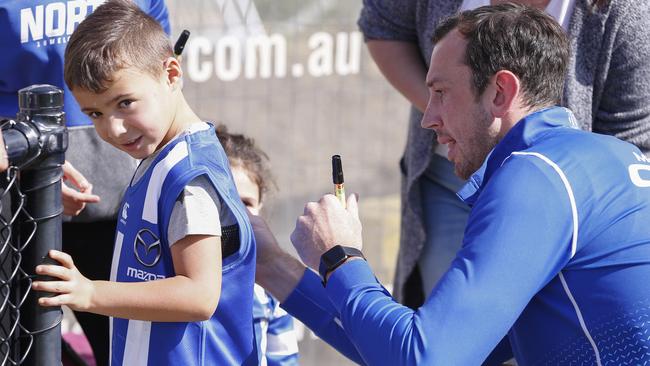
<box><xmin>167</xmin><ymin>175</ymin><xmax>224</xmax><ymax>246</ymax></box>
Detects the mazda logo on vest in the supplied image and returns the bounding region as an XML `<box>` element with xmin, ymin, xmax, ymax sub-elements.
<box><xmin>134</xmin><ymin>229</ymin><xmax>162</xmax><ymax>267</ymax></box>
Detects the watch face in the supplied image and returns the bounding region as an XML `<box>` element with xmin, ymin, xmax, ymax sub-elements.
<box><xmin>323</xmin><ymin>246</ymin><xmax>364</xmax><ymax>268</ymax></box>
<box><xmin>319</xmin><ymin>246</ymin><xmax>364</xmax><ymax>285</ymax></box>
<box><xmin>324</xmin><ymin>245</ymin><xmax>347</xmax><ymax>267</ymax></box>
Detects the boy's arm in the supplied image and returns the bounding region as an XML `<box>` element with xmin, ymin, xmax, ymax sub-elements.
<box><xmin>34</xmin><ymin>233</ymin><xmax>222</xmax><ymax>322</ymax></box>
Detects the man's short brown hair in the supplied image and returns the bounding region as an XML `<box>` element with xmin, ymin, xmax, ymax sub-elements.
<box><xmin>433</xmin><ymin>3</ymin><xmax>570</xmax><ymax>109</ymax></box>
<box><xmin>64</xmin><ymin>0</ymin><xmax>173</xmax><ymax>93</ymax></box>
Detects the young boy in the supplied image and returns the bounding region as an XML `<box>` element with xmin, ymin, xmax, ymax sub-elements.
<box><xmin>215</xmin><ymin>125</ymin><xmax>299</xmax><ymax>366</ymax></box>
<box><xmin>31</xmin><ymin>1</ymin><xmax>257</xmax><ymax>365</ymax></box>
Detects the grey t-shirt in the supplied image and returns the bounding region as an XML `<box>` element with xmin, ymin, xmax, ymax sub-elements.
<box><xmin>132</xmin><ymin>122</ymin><xmax>236</xmax><ymax>247</ymax></box>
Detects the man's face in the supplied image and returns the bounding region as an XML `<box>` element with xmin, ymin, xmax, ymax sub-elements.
<box><xmin>73</xmin><ymin>66</ymin><xmax>176</xmax><ymax>159</ymax></box>
<box><xmin>421</xmin><ymin>29</ymin><xmax>500</xmax><ymax>180</ymax></box>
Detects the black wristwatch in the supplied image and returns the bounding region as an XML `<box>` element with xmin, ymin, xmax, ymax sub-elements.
<box><xmin>318</xmin><ymin>245</ymin><xmax>365</xmax><ymax>286</ymax></box>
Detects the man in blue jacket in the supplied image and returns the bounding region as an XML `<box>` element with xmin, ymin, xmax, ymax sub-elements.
<box><xmin>252</xmin><ymin>3</ymin><xmax>650</xmax><ymax>365</ymax></box>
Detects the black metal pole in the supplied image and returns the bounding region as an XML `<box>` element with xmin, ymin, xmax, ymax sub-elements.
<box><xmin>1</xmin><ymin>85</ymin><xmax>67</xmax><ymax>366</ymax></box>
<box><xmin>20</xmin><ymin>154</ymin><xmax>64</xmax><ymax>366</ymax></box>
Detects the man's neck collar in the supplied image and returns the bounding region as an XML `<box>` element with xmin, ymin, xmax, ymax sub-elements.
<box><xmin>458</xmin><ymin>106</ymin><xmax>575</xmax><ymax>205</ymax></box>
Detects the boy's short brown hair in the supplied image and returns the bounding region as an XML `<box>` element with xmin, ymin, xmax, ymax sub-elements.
<box><xmin>64</xmin><ymin>0</ymin><xmax>173</xmax><ymax>93</ymax></box>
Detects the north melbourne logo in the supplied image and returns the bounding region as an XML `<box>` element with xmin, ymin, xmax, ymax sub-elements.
<box><xmin>20</xmin><ymin>1</ymin><xmax>106</xmax><ymax>46</ymax></box>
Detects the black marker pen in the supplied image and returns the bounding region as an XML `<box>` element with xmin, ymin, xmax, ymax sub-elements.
<box><xmin>332</xmin><ymin>155</ymin><xmax>346</xmax><ymax>207</ymax></box>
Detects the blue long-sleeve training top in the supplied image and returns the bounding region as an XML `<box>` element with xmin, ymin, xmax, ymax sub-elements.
<box><xmin>282</xmin><ymin>106</ymin><xmax>650</xmax><ymax>365</ymax></box>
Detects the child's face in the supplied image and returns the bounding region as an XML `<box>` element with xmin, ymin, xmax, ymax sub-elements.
<box><xmin>232</xmin><ymin>166</ymin><xmax>262</xmax><ymax>215</ymax></box>
<box><xmin>73</xmin><ymin>66</ymin><xmax>177</xmax><ymax>159</ymax></box>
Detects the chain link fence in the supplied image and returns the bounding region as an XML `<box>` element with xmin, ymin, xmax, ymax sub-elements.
<box><xmin>0</xmin><ymin>165</ymin><xmax>30</xmax><ymax>365</ymax></box>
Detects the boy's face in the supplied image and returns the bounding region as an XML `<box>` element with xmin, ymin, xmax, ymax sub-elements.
<box><xmin>74</xmin><ymin>66</ymin><xmax>177</xmax><ymax>159</ymax></box>
<box><xmin>232</xmin><ymin>166</ymin><xmax>262</xmax><ymax>215</ymax></box>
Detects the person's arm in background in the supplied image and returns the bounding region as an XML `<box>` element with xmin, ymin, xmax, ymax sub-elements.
<box><xmin>366</xmin><ymin>41</ymin><xmax>429</xmax><ymax>113</ymax></box>
<box><xmin>62</xmin><ymin>161</ymin><xmax>100</xmax><ymax>216</ymax></box>
<box><xmin>359</xmin><ymin>0</ymin><xmax>428</xmax><ymax>112</ymax></box>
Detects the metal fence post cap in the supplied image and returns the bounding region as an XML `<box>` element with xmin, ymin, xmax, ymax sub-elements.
<box><xmin>18</xmin><ymin>85</ymin><xmax>63</xmax><ymax>112</ymax></box>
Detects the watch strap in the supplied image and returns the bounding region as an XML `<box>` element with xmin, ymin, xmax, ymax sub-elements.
<box><xmin>318</xmin><ymin>245</ymin><xmax>364</xmax><ymax>286</ymax></box>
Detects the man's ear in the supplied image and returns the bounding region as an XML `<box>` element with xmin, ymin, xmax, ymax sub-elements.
<box><xmin>489</xmin><ymin>70</ymin><xmax>520</xmax><ymax>118</ymax></box>
<box><xmin>163</xmin><ymin>57</ymin><xmax>182</xmax><ymax>89</ymax></box>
